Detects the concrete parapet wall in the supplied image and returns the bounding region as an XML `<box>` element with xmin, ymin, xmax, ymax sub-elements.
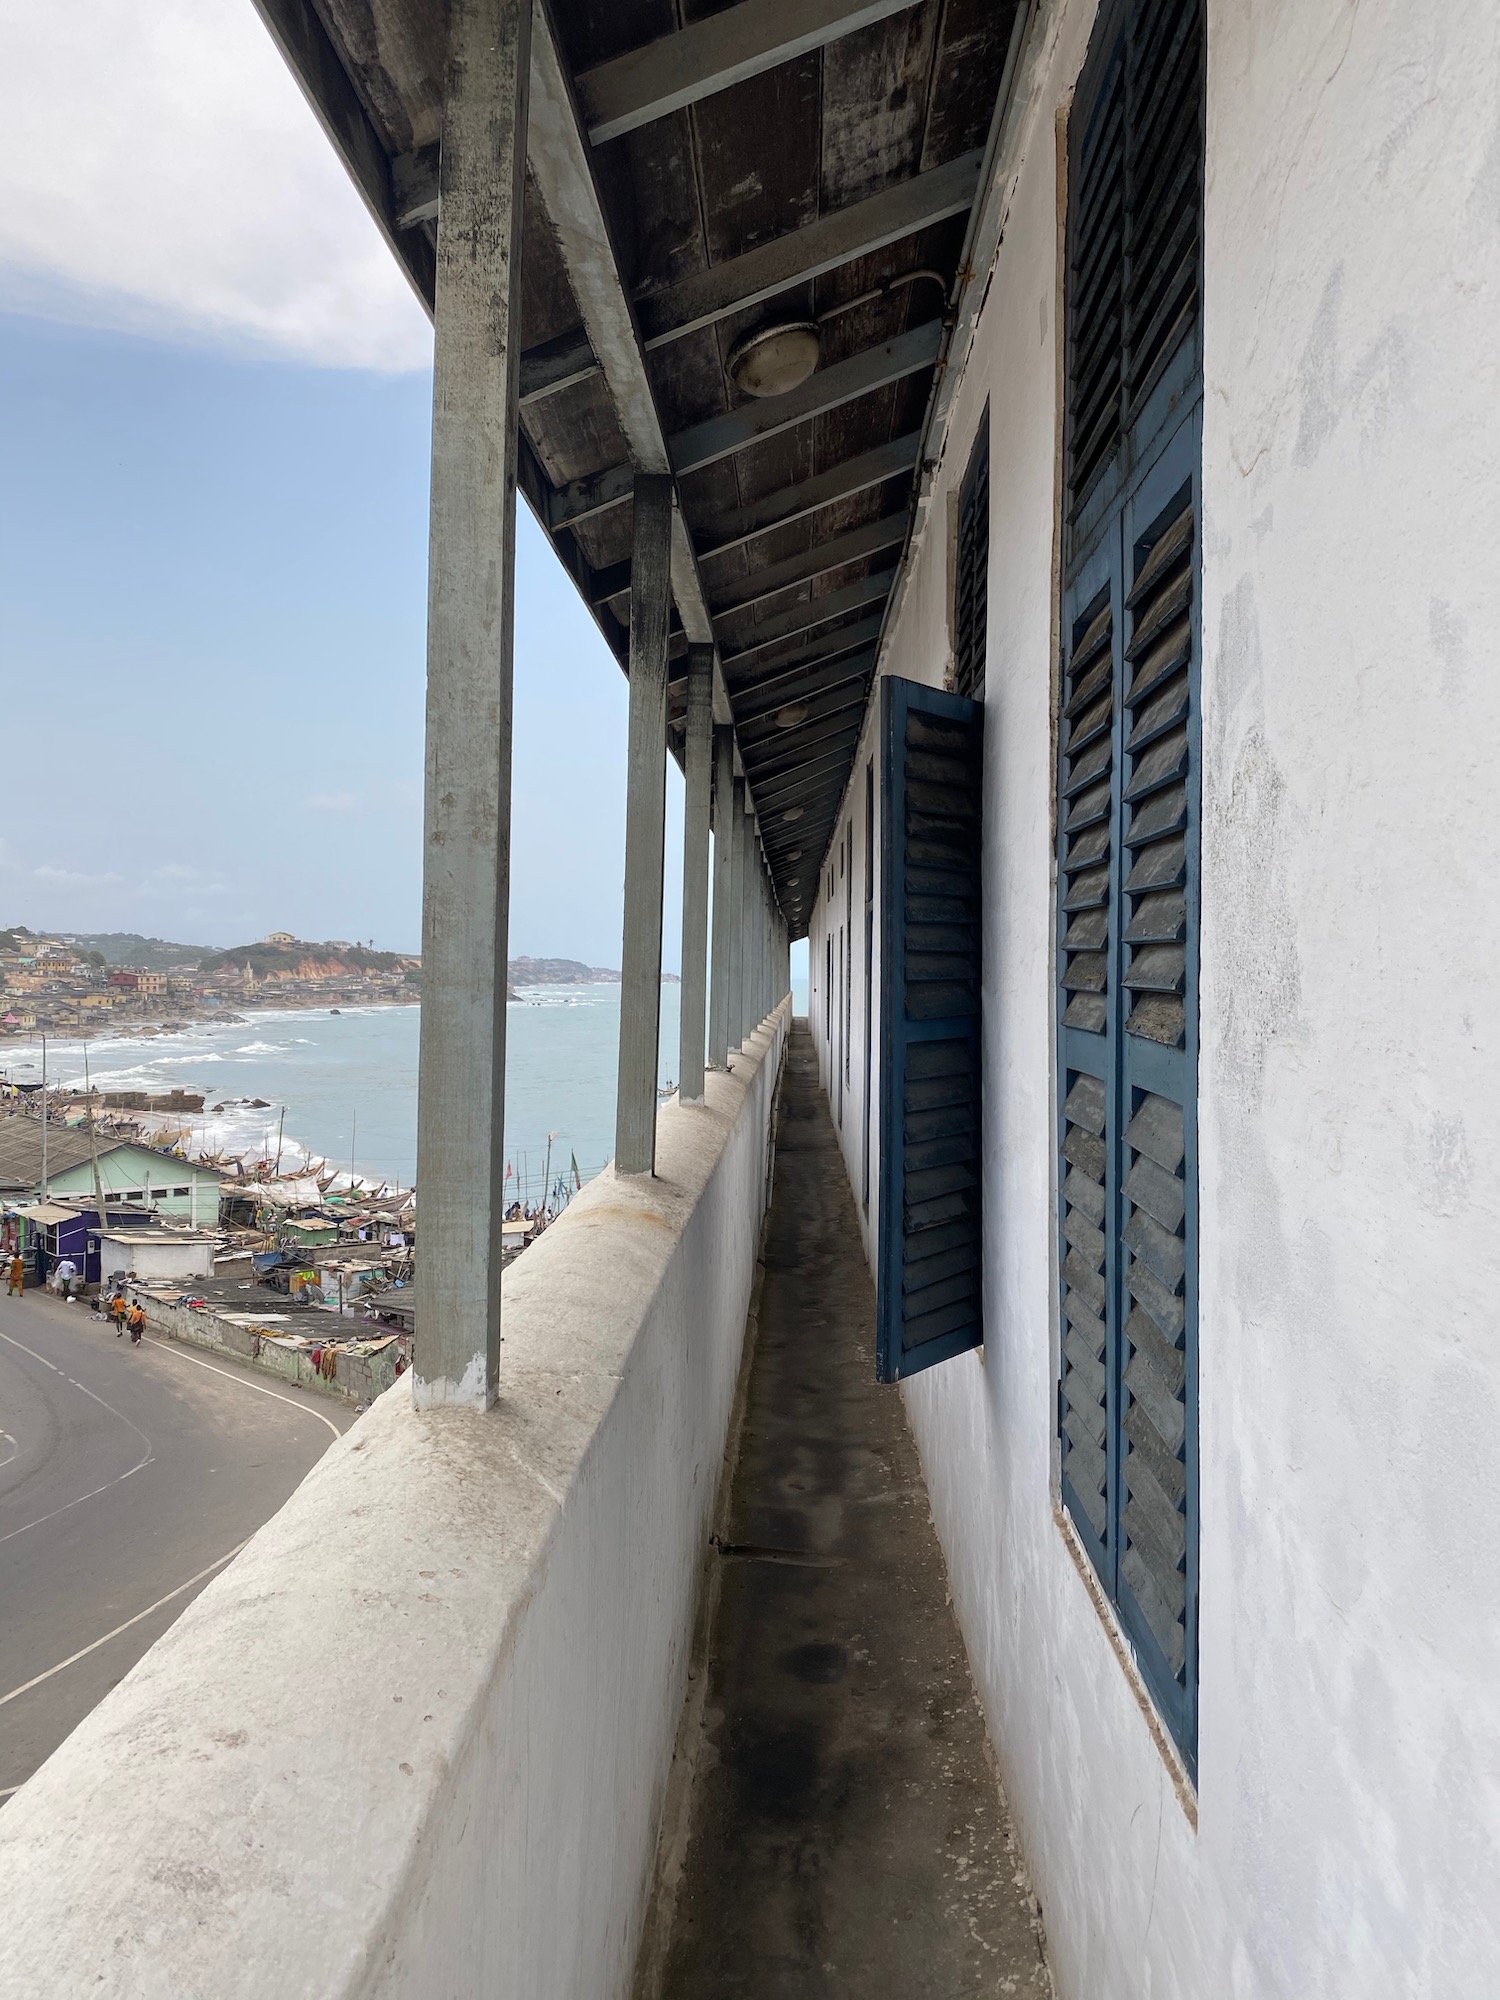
<box><xmin>139</xmin><ymin>1292</ymin><xmax>403</xmax><ymax>1405</ymax></box>
<box><xmin>0</xmin><ymin>1001</ymin><xmax>789</xmax><ymax>2000</ymax></box>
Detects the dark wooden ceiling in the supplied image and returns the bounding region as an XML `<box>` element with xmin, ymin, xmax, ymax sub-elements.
<box><xmin>256</xmin><ymin>0</ymin><xmax>1022</xmax><ymax>935</ymax></box>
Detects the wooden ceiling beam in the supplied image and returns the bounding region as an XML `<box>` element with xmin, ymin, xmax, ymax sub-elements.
<box><xmin>671</xmin><ymin>320</ymin><xmax>941</xmax><ymax>477</ymax></box>
<box><xmin>695</xmin><ymin>433</ymin><xmax>921</xmax><ymax>562</ymax></box>
<box><xmin>720</xmin><ymin>573</ymin><xmax>894</xmax><ymax>664</ymax></box>
<box><xmin>724</xmin><ymin>608</ymin><xmax>888</xmax><ymax>688</ymax></box>
<box><xmin>731</xmin><ymin>647</ymin><xmax>877</xmax><ymax>727</ymax></box>
<box><xmin>750</xmin><ymin>739</ymin><xmax>864</xmax><ymax>811</ymax></box>
<box><xmin>639</xmin><ymin>151</ymin><xmax>980</xmax><ymax>349</ymax></box>
<box><xmin>251</xmin><ymin>0</ymin><xmax>434</xmax><ymax>307</ymax></box>
<box><xmin>576</xmin><ymin>0</ymin><xmax>920</xmax><ymax>146</ymax></box>
<box><xmin>739</xmin><ymin>685</ymin><xmax>869</xmax><ymax>759</ymax></box>
<box><xmin>711</xmin><ymin>509</ymin><xmax>907</xmax><ymax>615</ymax></box>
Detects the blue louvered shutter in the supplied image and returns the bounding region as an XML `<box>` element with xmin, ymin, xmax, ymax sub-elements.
<box><xmin>1058</xmin><ymin>0</ymin><xmax>1203</xmax><ymax>1773</ymax></box>
<box><xmin>876</xmin><ymin>676</ymin><xmax>984</xmax><ymax>1382</ymax></box>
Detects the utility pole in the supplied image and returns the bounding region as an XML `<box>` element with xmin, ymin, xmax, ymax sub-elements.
<box><xmin>40</xmin><ymin>1033</ymin><xmax>48</xmax><ymax>1199</ymax></box>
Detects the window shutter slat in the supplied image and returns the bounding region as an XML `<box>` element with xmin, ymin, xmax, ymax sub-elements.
<box><xmin>954</xmin><ymin>422</ymin><xmax>990</xmax><ymax>702</ymax></box>
<box><xmin>877</xmin><ymin>677</ymin><xmax>984</xmax><ymax>1383</ymax></box>
<box><xmin>1059</xmin><ymin>0</ymin><xmax>1202</xmax><ymax>1776</ymax></box>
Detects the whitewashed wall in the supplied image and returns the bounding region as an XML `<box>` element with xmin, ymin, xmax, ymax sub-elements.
<box><xmin>808</xmin><ymin>1</ymin><xmax>1500</xmax><ymax>1994</ymax></box>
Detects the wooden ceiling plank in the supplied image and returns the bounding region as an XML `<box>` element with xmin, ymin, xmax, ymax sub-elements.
<box><xmin>577</xmin><ymin>0</ymin><xmax>921</xmax><ymax>147</ymax></box>
<box><xmin>639</xmin><ymin>150</ymin><xmax>980</xmax><ymax>348</ymax></box>
<box><xmin>732</xmin><ymin>647</ymin><xmax>877</xmax><ymax>726</ymax></box>
<box><xmin>670</xmin><ymin>319</ymin><xmax>941</xmax><ymax>475</ymax></box>
<box><xmin>519</xmin><ymin>326</ymin><xmax>600</xmax><ymax>405</ymax></box>
<box><xmin>251</xmin><ymin>0</ymin><xmax>435</xmax><ymax>306</ymax></box>
<box><xmin>711</xmin><ymin>509</ymin><xmax>907</xmax><ymax>613</ymax></box>
<box><xmin>694</xmin><ymin>432</ymin><xmax>920</xmax><ymax>559</ymax></box>
<box><xmin>728</xmin><ymin>614</ymin><xmax>885</xmax><ymax>695</ymax></box>
<box><xmin>739</xmin><ymin>684</ymin><xmax>869</xmax><ymax>756</ymax></box>
<box><xmin>719</xmin><ymin>571</ymin><xmax>894</xmax><ymax>662</ymax></box>
<box><xmin>748</xmin><ymin>726</ymin><xmax>865</xmax><ymax>797</ymax></box>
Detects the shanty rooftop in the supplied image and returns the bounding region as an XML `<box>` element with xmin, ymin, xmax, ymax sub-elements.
<box><xmin>256</xmin><ymin>0</ymin><xmax>1025</xmax><ymax>933</ymax></box>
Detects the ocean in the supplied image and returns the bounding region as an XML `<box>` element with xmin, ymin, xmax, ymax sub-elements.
<box><xmin>4</xmin><ymin>977</ymin><xmax>808</xmax><ymax>1207</ymax></box>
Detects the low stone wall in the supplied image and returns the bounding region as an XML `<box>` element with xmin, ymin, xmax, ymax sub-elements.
<box><xmin>0</xmin><ymin>1003</ymin><xmax>789</xmax><ymax>2000</ymax></box>
<box><xmin>138</xmin><ymin>1292</ymin><xmax>404</xmax><ymax>1405</ymax></box>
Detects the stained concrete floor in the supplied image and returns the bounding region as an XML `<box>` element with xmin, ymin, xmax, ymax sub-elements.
<box><xmin>650</xmin><ymin>1022</ymin><xmax>1050</xmax><ymax>1999</ymax></box>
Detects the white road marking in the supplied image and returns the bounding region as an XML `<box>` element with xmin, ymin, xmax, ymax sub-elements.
<box><xmin>0</xmin><ymin>1540</ymin><xmax>250</xmax><ymax>1711</ymax></box>
<box><xmin>0</xmin><ymin>1428</ymin><xmax>17</xmax><ymax>1470</ymax></box>
<box><xmin>0</xmin><ymin>1329</ymin><xmax>155</xmax><ymax>1544</ymax></box>
<box><xmin>143</xmin><ymin>1333</ymin><xmax>344</xmax><ymax>1440</ymax></box>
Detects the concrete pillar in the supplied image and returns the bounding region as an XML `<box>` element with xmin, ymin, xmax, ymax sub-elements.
<box><xmin>615</xmin><ymin>474</ymin><xmax>674</xmax><ymax>1175</ymax></box>
<box><xmin>740</xmin><ymin>791</ymin><xmax>758</xmax><ymax>1047</ymax></box>
<box><xmin>677</xmin><ymin>646</ymin><xmax>713</xmax><ymax>1103</ymax></box>
<box><xmin>726</xmin><ymin>774</ymin><xmax>746</xmax><ymax>1057</ymax></box>
<box><xmin>707</xmin><ymin>726</ymin><xmax>735</xmax><ymax>1070</ymax></box>
<box><xmin>414</xmin><ymin>0</ymin><xmax>532</xmax><ymax>1412</ymax></box>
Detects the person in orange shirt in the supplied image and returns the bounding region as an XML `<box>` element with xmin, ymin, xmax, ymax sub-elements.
<box><xmin>127</xmin><ymin>1302</ymin><xmax>146</xmax><ymax>1346</ymax></box>
<box><xmin>110</xmin><ymin>1290</ymin><xmax>128</xmax><ymax>1335</ymax></box>
<box><xmin>6</xmin><ymin>1252</ymin><xmax>23</xmax><ymax>1296</ymax></box>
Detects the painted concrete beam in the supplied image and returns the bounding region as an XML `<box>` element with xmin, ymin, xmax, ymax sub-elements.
<box><xmin>576</xmin><ymin>0</ymin><xmax>920</xmax><ymax>146</ymax></box>
<box><xmin>527</xmin><ymin>11</ymin><xmax>717</xmax><ymax>648</ymax></box>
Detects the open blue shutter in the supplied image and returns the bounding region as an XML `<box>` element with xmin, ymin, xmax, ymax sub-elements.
<box><xmin>877</xmin><ymin>675</ymin><xmax>984</xmax><ymax>1382</ymax></box>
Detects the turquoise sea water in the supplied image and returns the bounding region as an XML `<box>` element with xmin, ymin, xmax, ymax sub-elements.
<box><xmin>3</xmin><ymin>976</ymin><xmax>807</xmax><ymax>1205</ymax></box>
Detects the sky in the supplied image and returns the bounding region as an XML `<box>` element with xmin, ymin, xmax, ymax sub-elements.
<box><xmin>0</xmin><ymin>0</ymin><xmax>685</xmax><ymax>971</ymax></box>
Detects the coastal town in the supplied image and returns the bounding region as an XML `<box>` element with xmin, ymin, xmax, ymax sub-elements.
<box><xmin>0</xmin><ymin>930</ymin><xmax>643</xmax><ymax>1405</ymax></box>
<box><xmin>0</xmin><ymin>927</ymin><xmax>663</xmax><ymax>1037</ymax></box>
<box><xmin>0</xmin><ymin>926</ymin><xmax>420</xmax><ymax>1036</ymax></box>
<box><xmin>0</xmin><ymin>1066</ymin><xmax>423</xmax><ymax>1406</ymax></box>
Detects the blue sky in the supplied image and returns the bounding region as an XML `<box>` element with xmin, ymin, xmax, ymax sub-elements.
<box><xmin>0</xmin><ymin>312</ymin><xmax>681</xmax><ymax>966</ymax></box>
<box><xmin>0</xmin><ymin>1</ymin><xmax>686</xmax><ymax>972</ymax></box>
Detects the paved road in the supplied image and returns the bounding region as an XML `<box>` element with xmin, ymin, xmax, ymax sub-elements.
<box><xmin>0</xmin><ymin>1286</ymin><xmax>350</xmax><ymax>1799</ymax></box>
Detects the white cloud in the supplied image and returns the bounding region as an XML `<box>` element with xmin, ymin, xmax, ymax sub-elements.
<box><xmin>0</xmin><ymin>0</ymin><xmax>432</xmax><ymax>371</ymax></box>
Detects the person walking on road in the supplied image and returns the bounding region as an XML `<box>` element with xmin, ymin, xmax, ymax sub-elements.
<box><xmin>127</xmin><ymin>1301</ymin><xmax>146</xmax><ymax>1346</ymax></box>
<box><xmin>110</xmin><ymin>1290</ymin><xmax>128</xmax><ymax>1335</ymax></box>
<box><xmin>6</xmin><ymin>1251</ymin><xmax>23</xmax><ymax>1296</ymax></box>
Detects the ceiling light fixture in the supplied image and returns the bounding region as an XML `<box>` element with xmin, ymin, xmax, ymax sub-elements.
<box><xmin>727</xmin><ymin>321</ymin><xmax>820</xmax><ymax>399</ymax></box>
<box><xmin>776</xmin><ymin>701</ymin><xmax>808</xmax><ymax>728</ymax></box>
<box><xmin>782</xmin><ymin>806</ymin><xmax>803</xmax><ymax>823</ymax></box>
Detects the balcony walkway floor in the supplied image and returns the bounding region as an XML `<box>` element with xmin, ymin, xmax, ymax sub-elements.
<box><xmin>646</xmin><ymin>1022</ymin><xmax>1050</xmax><ymax>1998</ymax></box>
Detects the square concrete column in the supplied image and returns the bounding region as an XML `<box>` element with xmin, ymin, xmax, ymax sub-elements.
<box><xmin>414</xmin><ymin>0</ymin><xmax>532</xmax><ymax>1411</ymax></box>
<box><xmin>676</xmin><ymin>646</ymin><xmax>713</xmax><ymax>1103</ymax></box>
<box><xmin>726</xmin><ymin>773</ymin><xmax>746</xmax><ymax>1057</ymax></box>
<box><xmin>615</xmin><ymin>474</ymin><xmax>674</xmax><ymax>1174</ymax></box>
<box><xmin>739</xmin><ymin>791</ymin><xmax>758</xmax><ymax>1048</ymax></box>
<box><xmin>707</xmin><ymin>725</ymin><xmax>735</xmax><ymax>1070</ymax></box>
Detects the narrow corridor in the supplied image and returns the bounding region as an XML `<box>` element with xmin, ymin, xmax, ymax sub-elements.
<box><xmin>648</xmin><ymin>1023</ymin><xmax>1050</xmax><ymax>1997</ymax></box>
